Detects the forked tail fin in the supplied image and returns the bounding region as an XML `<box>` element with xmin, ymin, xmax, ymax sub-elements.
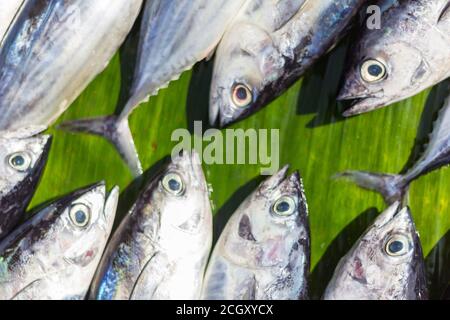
<box><xmin>58</xmin><ymin>116</ymin><xmax>143</xmax><ymax>176</ymax></box>
<box><xmin>335</xmin><ymin>171</ymin><xmax>406</xmax><ymax>204</ymax></box>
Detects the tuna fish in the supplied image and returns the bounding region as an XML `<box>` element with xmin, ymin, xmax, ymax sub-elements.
<box><xmin>60</xmin><ymin>0</ymin><xmax>250</xmax><ymax>176</ymax></box>
<box><xmin>202</xmin><ymin>166</ymin><xmax>310</xmax><ymax>300</ymax></box>
<box><xmin>323</xmin><ymin>202</ymin><xmax>428</xmax><ymax>300</ymax></box>
<box><xmin>0</xmin><ymin>127</ymin><xmax>51</xmax><ymax>239</ymax></box>
<box><xmin>209</xmin><ymin>0</ymin><xmax>366</xmax><ymax>127</ymax></box>
<box><xmin>90</xmin><ymin>150</ymin><xmax>212</xmax><ymax>300</ymax></box>
<box><xmin>339</xmin><ymin>0</ymin><xmax>450</xmax><ymax>116</ymax></box>
<box><xmin>0</xmin><ymin>0</ymin><xmax>142</xmax><ymax>139</ymax></box>
<box><xmin>0</xmin><ymin>182</ymin><xmax>118</xmax><ymax>300</ymax></box>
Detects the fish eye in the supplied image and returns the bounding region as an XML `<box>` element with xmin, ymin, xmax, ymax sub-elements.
<box><xmin>7</xmin><ymin>152</ymin><xmax>32</xmax><ymax>172</ymax></box>
<box><xmin>162</xmin><ymin>172</ymin><xmax>184</xmax><ymax>195</ymax></box>
<box><xmin>272</xmin><ymin>196</ymin><xmax>296</xmax><ymax>216</ymax></box>
<box><xmin>385</xmin><ymin>234</ymin><xmax>410</xmax><ymax>257</ymax></box>
<box><xmin>69</xmin><ymin>204</ymin><xmax>91</xmax><ymax>228</ymax></box>
<box><xmin>360</xmin><ymin>59</ymin><xmax>387</xmax><ymax>83</ymax></box>
<box><xmin>231</xmin><ymin>83</ymin><xmax>253</xmax><ymax>108</ymax></box>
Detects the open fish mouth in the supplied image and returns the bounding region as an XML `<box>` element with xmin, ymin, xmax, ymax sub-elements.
<box><xmin>341</xmin><ymin>96</ymin><xmax>387</xmax><ymax>117</ymax></box>
<box><xmin>209</xmin><ymin>103</ymin><xmax>241</xmax><ymax>128</ymax></box>
<box><xmin>260</xmin><ymin>165</ymin><xmax>290</xmax><ymax>191</ymax></box>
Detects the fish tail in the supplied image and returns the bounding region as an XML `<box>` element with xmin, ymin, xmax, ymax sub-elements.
<box><xmin>58</xmin><ymin>116</ymin><xmax>143</xmax><ymax>176</ymax></box>
<box><xmin>334</xmin><ymin>171</ymin><xmax>407</xmax><ymax>204</ymax></box>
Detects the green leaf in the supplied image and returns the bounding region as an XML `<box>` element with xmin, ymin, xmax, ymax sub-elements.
<box><xmin>29</xmin><ymin>38</ymin><xmax>449</xmax><ymax>299</ymax></box>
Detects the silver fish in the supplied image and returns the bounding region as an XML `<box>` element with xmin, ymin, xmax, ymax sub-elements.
<box><xmin>90</xmin><ymin>150</ymin><xmax>212</xmax><ymax>300</ymax></box>
<box><xmin>60</xmin><ymin>0</ymin><xmax>250</xmax><ymax>176</ymax></box>
<box><xmin>0</xmin><ymin>182</ymin><xmax>118</xmax><ymax>300</ymax></box>
<box><xmin>0</xmin><ymin>0</ymin><xmax>142</xmax><ymax>130</ymax></box>
<box><xmin>0</xmin><ymin>0</ymin><xmax>24</xmax><ymax>45</ymax></box>
<box><xmin>0</xmin><ymin>127</ymin><xmax>51</xmax><ymax>240</ymax></box>
<box><xmin>339</xmin><ymin>0</ymin><xmax>450</xmax><ymax>116</ymax></box>
<box><xmin>201</xmin><ymin>166</ymin><xmax>310</xmax><ymax>300</ymax></box>
<box><xmin>209</xmin><ymin>0</ymin><xmax>366</xmax><ymax>127</ymax></box>
<box><xmin>323</xmin><ymin>202</ymin><xmax>427</xmax><ymax>300</ymax></box>
<box><xmin>338</xmin><ymin>92</ymin><xmax>450</xmax><ymax>204</ymax></box>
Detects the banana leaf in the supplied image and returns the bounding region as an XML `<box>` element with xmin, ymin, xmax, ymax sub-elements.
<box><xmin>29</xmin><ymin>27</ymin><xmax>450</xmax><ymax>299</ymax></box>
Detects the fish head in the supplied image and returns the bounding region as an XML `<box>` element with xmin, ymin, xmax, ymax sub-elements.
<box><xmin>47</xmin><ymin>182</ymin><xmax>116</xmax><ymax>269</ymax></box>
<box><xmin>0</xmin><ymin>130</ymin><xmax>51</xmax><ymax>195</ymax></box>
<box><xmin>0</xmin><ymin>182</ymin><xmax>116</xmax><ymax>299</ymax></box>
<box><xmin>0</xmin><ymin>129</ymin><xmax>52</xmax><ymax>237</ymax></box>
<box><xmin>209</xmin><ymin>23</ymin><xmax>284</xmax><ymax>127</ymax></box>
<box><xmin>332</xmin><ymin>202</ymin><xmax>427</xmax><ymax>299</ymax></box>
<box><xmin>155</xmin><ymin>150</ymin><xmax>212</xmax><ymax>250</ymax></box>
<box><xmin>223</xmin><ymin>165</ymin><xmax>310</xmax><ymax>270</ymax></box>
<box><xmin>339</xmin><ymin>29</ymin><xmax>430</xmax><ymax>116</ymax></box>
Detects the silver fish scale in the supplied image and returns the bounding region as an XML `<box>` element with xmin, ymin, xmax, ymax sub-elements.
<box><xmin>0</xmin><ymin>0</ymin><xmax>142</xmax><ymax>130</ymax></box>
<box><xmin>90</xmin><ymin>151</ymin><xmax>212</xmax><ymax>300</ymax></box>
<box><xmin>202</xmin><ymin>167</ymin><xmax>310</xmax><ymax>300</ymax></box>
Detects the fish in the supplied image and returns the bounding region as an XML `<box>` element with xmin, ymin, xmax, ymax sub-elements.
<box><xmin>201</xmin><ymin>166</ymin><xmax>310</xmax><ymax>300</ymax></box>
<box><xmin>0</xmin><ymin>127</ymin><xmax>51</xmax><ymax>240</ymax></box>
<box><xmin>90</xmin><ymin>150</ymin><xmax>212</xmax><ymax>300</ymax></box>
<box><xmin>323</xmin><ymin>202</ymin><xmax>428</xmax><ymax>300</ymax></box>
<box><xmin>337</xmin><ymin>91</ymin><xmax>450</xmax><ymax>204</ymax></box>
<box><xmin>209</xmin><ymin>0</ymin><xmax>367</xmax><ymax>127</ymax></box>
<box><xmin>0</xmin><ymin>0</ymin><xmax>24</xmax><ymax>45</ymax></box>
<box><xmin>60</xmin><ymin>0</ymin><xmax>250</xmax><ymax>176</ymax></box>
<box><xmin>0</xmin><ymin>182</ymin><xmax>119</xmax><ymax>300</ymax></box>
<box><xmin>0</xmin><ymin>0</ymin><xmax>142</xmax><ymax>135</ymax></box>
<box><xmin>339</xmin><ymin>0</ymin><xmax>450</xmax><ymax>116</ymax></box>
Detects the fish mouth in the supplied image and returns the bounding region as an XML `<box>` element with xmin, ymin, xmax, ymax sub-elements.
<box><xmin>391</xmin><ymin>206</ymin><xmax>415</xmax><ymax>229</ymax></box>
<box><xmin>375</xmin><ymin>202</ymin><xmax>416</xmax><ymax>232</ymax></box>
<box><xmin>209</xmin><ymin>99</ymin><xmax>256</xmax><ymax>128</ymax></box>
<box><xmin>209</xmin><ymin>99</ymin><xmax>220</xmax><ymax>127</ymax></box>
<box><xmin>260</xmin><ymin>165</ymin><xmax>290</xmax><ymax>191</ymax></box>
<box><xmin>172</xmin><ymin>150</ymin><xmax>207</xmax><ymax>189</ymax></box>
<box><xmin>259</xmin><ymin>166</ymin><xmax>308</xmax><ymax>226</ymax></box>
<box><xmin>340</xmin><ymin>95</ymin><xmax>387</xmax><ymax>117</ymax></box>
<box><xmin>209</xmin><ymin>105</ymin><xmax>242</xmax><ymax>128</ymax></box>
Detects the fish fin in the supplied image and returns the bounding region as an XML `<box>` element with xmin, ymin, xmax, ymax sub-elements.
<box><xmin>334</xmin><ymin>171</ymin><xmax>406</xmax><ymax>204</ymax></box>
<box><xmin>58</xmin><ymin>116</ymin><xmax>142</xmax><ymax>177</ymax></box>
<box><xmin>426</xmin><ymin>93</ymin><xmax>450</xmax><ymax>153</ymax></box>
<box><xmin>124</xmin><ymin>0</ymin><xmax>248</xmax><ymax>113</ymax></box>
<box><xmin>130</xmin><ymin>252</ymin><xmax>168</xmax><ymax>300</ymax></box>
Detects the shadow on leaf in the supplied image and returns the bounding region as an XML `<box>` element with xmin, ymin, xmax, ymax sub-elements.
<box><xmin>400</xmin><ymin>79</ymin><xmax>450</xmax><ymax>173</ymax></box>
<box><xmin>186</xmin><ymin>60</ymin><xmax>214</xmax><ymax>134</ymax></box>
<box><xmin>296</xmin><ymin>38</ymin><xmax>350</xmax><ymax>129</ymax></box>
